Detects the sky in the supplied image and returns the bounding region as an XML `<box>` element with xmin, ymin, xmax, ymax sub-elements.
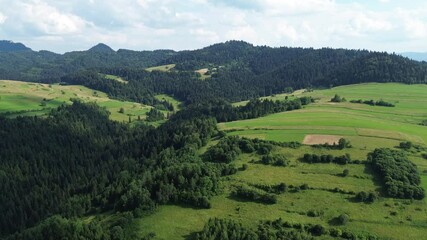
<box><xmin>0</xmin><ymin>0</ymin><xmax>426</xmax><ymax>53</ymax></box>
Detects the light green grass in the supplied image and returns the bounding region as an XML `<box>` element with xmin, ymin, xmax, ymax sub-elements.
<box><xmin>101</xmin><ymin>74</ymin><xmax>128</xmax><ymax>83</ymax></box>
<box><xmin>154</xmin><ymin>94</ymin><xmax>182</xmax><ymax>111</ymax></box>
<box><xmin>134</xmin><ymin>148</ymin><xmax>427</xmax><ymax>239</ymax></box>
<box><xmin>222</xmin><ymin>83</ymin><xmax>427</xmax><ymax>144</ymax></box>
<box><xmin>0</xmin><ymin>80</ymin><xmax>151</xmax><ymax>122</ymax></box>
<box><xmin>133</xmin><ymin>83</ymin><xmax>427</xmax><ymax>240</ymax></box>
<box><xmin>146</xmin><ymin>64</ymin><xmax>176</xmax><ymax>72</ymax></box>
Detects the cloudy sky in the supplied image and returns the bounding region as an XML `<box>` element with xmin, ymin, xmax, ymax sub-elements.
<box><xmin>0</xmin><ymin>0</ymin><xmax>426</xmax><ymax>53</ymax></box>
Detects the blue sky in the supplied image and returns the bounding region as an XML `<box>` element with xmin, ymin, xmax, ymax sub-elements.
<box><xmin>0</xmin><ymin>0</ymin><xmax>426</xmax><ymax>53</ymax></box>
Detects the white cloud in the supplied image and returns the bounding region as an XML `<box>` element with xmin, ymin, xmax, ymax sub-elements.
<box><xmin>0</xmin><ymin>0</ymin><xmax>426</xmax><ymax>52</ymax></box>
<box><xmin>275</xmin><ymin>21</ymin><xmax>300</xmax><ymax>42</ymax></box>
<box><xmin>0</xmin><ymin>12</ymin><xmax>6</xmax><ymax>24</ymax></box>
<box><xmin>350</xmin><ymin>12</ymin><xmax>393</xmax><ymax>33</ymax></box>
<box><xmin>263</xmin><ymin>0</ymin><xmax>335</xmax><ymax>15</ymax></box>
<box><xmin>18</xmin><ymin>0</ymin><xmax>89</xmax><ymax>35</ymax></box>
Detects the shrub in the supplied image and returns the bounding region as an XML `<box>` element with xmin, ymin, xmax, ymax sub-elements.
<box><xmin>310</xmin><ymin>224</ymin><xmax>327</xmax><ymax>236</ymax></box>
<box><xmin>342</xmin><ymin>169</ymin><xmax>349</xmax><ymax>177</ymax></box>
<box><xmin>399</xmin><ymin>141</ymin><xmax>413</xmax><ymax>150</ymax></box>
<box><xmin>331</xmin><ymin>94</ymin><xmax>345</xmax><ymax>102</ymax></box>
<box><xmin>337</xmin><ymin>214</ymin><xmax>350</xmax><ymax>225</ymax></box>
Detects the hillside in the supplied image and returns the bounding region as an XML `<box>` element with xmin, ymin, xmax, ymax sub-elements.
<box><xmin>134</xmin><ymin>83</ymin><xmax>427</xmax><ymax>240</ymax></box>
<box><xmin>0</xmin><ymin>40</ymin><xmax>32</xmax><ymax>52</ymax></box>
<box><xmin>0</xmin><ymin>80</ymin><xmax>154</xmax><ymax>122</ymax></box>
<box><xmin>0</xmin><ymin>40</ymin><xmax>426</xmax><ymax>99</ymax></box>
<box><xmin>1</xmin><ymin>41</ymin><xmax>427</xmax><ymax>240</ymax></box>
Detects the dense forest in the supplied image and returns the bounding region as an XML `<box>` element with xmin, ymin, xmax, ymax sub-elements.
<box><xmin>1</xmin><ymin>40</ymin><xmax>427</xmax><ymax>239</ymax></box>
<box><xmin>1</xmin><ymin>40</ymin><xmax>426</xmax><ymax>106</ymax></box>
<box><xmin>0</xmin><ymin>101</ymin><xmax>238</xmax><ymax>238</ymax></box>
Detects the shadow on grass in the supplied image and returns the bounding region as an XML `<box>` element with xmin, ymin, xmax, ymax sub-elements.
<box><xmin>226</xmin><ymin>194</ymin><xmax>276</xmax><ymax>205</ymax></box>
<box><xmin>183</xmin><ymin>231</ymin><xmax>198</xmax><ymax>240</ymax></box>
<box><xmin>363</xmin><ymin>163</ymin><xmax>384</xmax><ymax>194</ymax></box>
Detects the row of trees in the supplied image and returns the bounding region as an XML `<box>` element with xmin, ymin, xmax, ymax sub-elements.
<box><xmin>195</xmin><ymin>217</ymin><xmax>379</xmax><ymax>240</ymax></box>
<box><xmin>203</xmin><ymin>136</ymin><xmax>278</xmax><ymax>163</ymax></box>
<box><xmin>350</xmin><ymin>99</ymin><xmax>395</xmax><ymax>107</ymax></box>
<box><xmin>231</xmin><ymin>185</ymin><xmax>278</xmax><ymax>204</ymax></box>
<box><xmin>302</xmin><ymin>153</ymin><xmax>353</xmax><ymax>165</ymax></box>
<box><xmin>312</xmin><ymin>138</ymin><xmax>351</xmax><ymax>150</ymax></box>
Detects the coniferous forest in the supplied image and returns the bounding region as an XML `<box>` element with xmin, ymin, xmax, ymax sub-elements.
<box><xmin>0</xmin><ymin>40</ymin><xmax>426</xmax><ymax>240</ymax></box>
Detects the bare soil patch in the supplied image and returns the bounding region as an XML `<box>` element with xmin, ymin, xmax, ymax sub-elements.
<box><xmin>303</xmin><ymin>134</ymin><xmax>342</xmax><ymax>145</ymax></box>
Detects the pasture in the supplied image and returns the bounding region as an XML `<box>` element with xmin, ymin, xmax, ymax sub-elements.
<box><xmin>133</xmin><ymin>83</ymin><xmax>427</xmax><ymax>239</ymax></box>
<box><xmin>146</xmin><ymin>64</ymin><xmax>176</xmax><ymax>72</ymax></box>
<box><xmin>0</xmin><ymin>80</ymin><xmax>152</xmax><ymax>122</ymax></box>
<box><xmin>134</xmin><ymin>145</ymin><xmax>427</xmax><ymax>239</ymax></box>
<box><xmin>221</xmin><ymin>83</ymin><xmax>427</xmax><ymax>144</ymax></box>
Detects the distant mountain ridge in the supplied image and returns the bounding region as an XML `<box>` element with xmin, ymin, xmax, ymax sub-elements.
<box><xmin>88</xmin><ymin>43</ymin><xmax>115</xmax><ymax>53</ymax></box>
<box><xmin>0</xmin><ymin>40</ymin><xmax>32</xmax><ymax>52</ymax></box>
<box><xmin>0</xmin><ymin>40</ymin><xmax>426</xmax><ymax>94</ymax></box>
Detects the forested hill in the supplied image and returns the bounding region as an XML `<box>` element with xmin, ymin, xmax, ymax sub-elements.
<box><xmin>0</xmin><ymin>40</ymin><xmax>32</xmax><ymax>52</ymax></box>
<box><xmin>0</xmin><ymin>40</ymin><xmax>426</xmax><ymax>104</ymax></box>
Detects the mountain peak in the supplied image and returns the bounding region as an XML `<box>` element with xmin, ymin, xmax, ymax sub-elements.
<box><xmin>88</xmin><ymin>43</ymin><xmax>115</xmax><ymax>53</ymax></box>
<box><xmin>0</xmin><ymin>40</ymin><xmax>32</xmax><ymax>52</ymax></box>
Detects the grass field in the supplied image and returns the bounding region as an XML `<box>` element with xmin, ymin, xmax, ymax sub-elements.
<box><xmin>155</xmin><ymin>94</ymin><xmax>182</xmax><ymax>111</ymax></box>
<box><xmin>134</xmin><ymin>145</ymin><xmax>427</xmax><ymax>239</ymax></box>
<box><xmin>133</xmin><ymin>83</ymin><xmax>427</xmax><ymax>239</ymax></box>
<box><xmin>221</xmin><ymin>83</ymin><xmax>427</xmax><ymax>144</ymax></box>
<box><xmin>0</xmin><ymin>80</ymin><xmax>151</xmax><ymax>122</ymax></box>
<box><xmin>146</xmin><ymin>64</ymin><xmax>176</xmax><ymax>72</ymax></box>
<box><xmin>101</xmin><ymin>73</ymin><xmax>128</xmax><ymax>83</ymax></box>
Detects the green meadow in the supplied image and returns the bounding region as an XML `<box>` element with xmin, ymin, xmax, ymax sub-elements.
<box><xmin>133</xmin><ymin>83</ymin><xmax>427</xmax><ymax>239</ymax></box>
<box><xmin>221</xmin><ymin>83</ymin><xmax>427</xmax><ymax>144</ymax></box>
<box><xmin>146</xmin><ymin>64</ymin><xmax>176</xmax><ymax>72</ymax></box>
<box><xmin>134</xmin><ymin>145</ymin><xmax>427</xmax><ymax>240</ymax></box>
<box><xmin>101</xmin><ymin>73</ymin><xmax>128</xmax><ymax>83</ymax></box>
<box><xmin>2</xmin><ymin>81</ymin><xmax>426</xmax><ymax>239</ymax></box>
<box><xmin>0</xmin><ymin>80</ymin><xmax>152</xmax><ymax>122</ymax></box>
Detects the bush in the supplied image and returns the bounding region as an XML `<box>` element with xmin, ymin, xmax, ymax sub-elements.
<box><xmin>342</xmin><ymin>169</ymin><xmax>349</xmax><ymax>177</ymax></box>
<box><xmin>331</xmin><ymin>94</ymin><xmax>345</xmax><ymax>102</ymax></box>
<box><xmin>337</xmin><ymin>214</ymin><xmax>350</xmax><ymax>225</ymax></box>
<box><xmin>241</xmin><ymin>163</ymin><xmax>248</xmax><ymax>171</ymax></box>
<box><xmin>355</xmin><ymin>191</ymin><xmax>378</xmax><ymax>203</ymax></box>
<box><xmin>261</xmin><ymin>154</ymin><xmax>289</xmax><ymax>166</ymax></box>
<box><xmin>310</xmin><ymin>224</ymin><xmax>327</xmax><ymax>236</ymax></box>
<box><xmin>399</xmin><ymin>141</ymin><xmax>413</xmax><ymax>150</ymax></box>
<box><xmin>232</xmin><ymin>185</ymin><xmax>277</xmax><ymax>204</ymax></box>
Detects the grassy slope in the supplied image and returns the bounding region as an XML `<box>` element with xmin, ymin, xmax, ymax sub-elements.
<box><xmin>135</xmin><ymin>146</ymin><xmax>427</xmax><ymax>240</ymax></box>
<box><xmin>101</xmin><ymin>73</ymin><xmax>128</xmax><ymax>83</ymax></box>
<box><xmin>134</xmin><ymin>83</ymin><xmax>427</xmax><ymax>240</ymax></box>
<box><xmin>222</xmin><ymin>83</ymin><xmax>427</xmax><ymax>144</ymax></box>
<box><xmin>0</xmin><ymin>80</ymin><xmax>152</xmax><ymax>122</ymax></box>
<box><xmin>155</xmin><ymin>94</ymin><xmax>182</xmax><ymax>111</ymax></box>
<box><xmin>146</xmin><ymin>64</ymin><xmax>176</xmax><ymax>72</ymax></box>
